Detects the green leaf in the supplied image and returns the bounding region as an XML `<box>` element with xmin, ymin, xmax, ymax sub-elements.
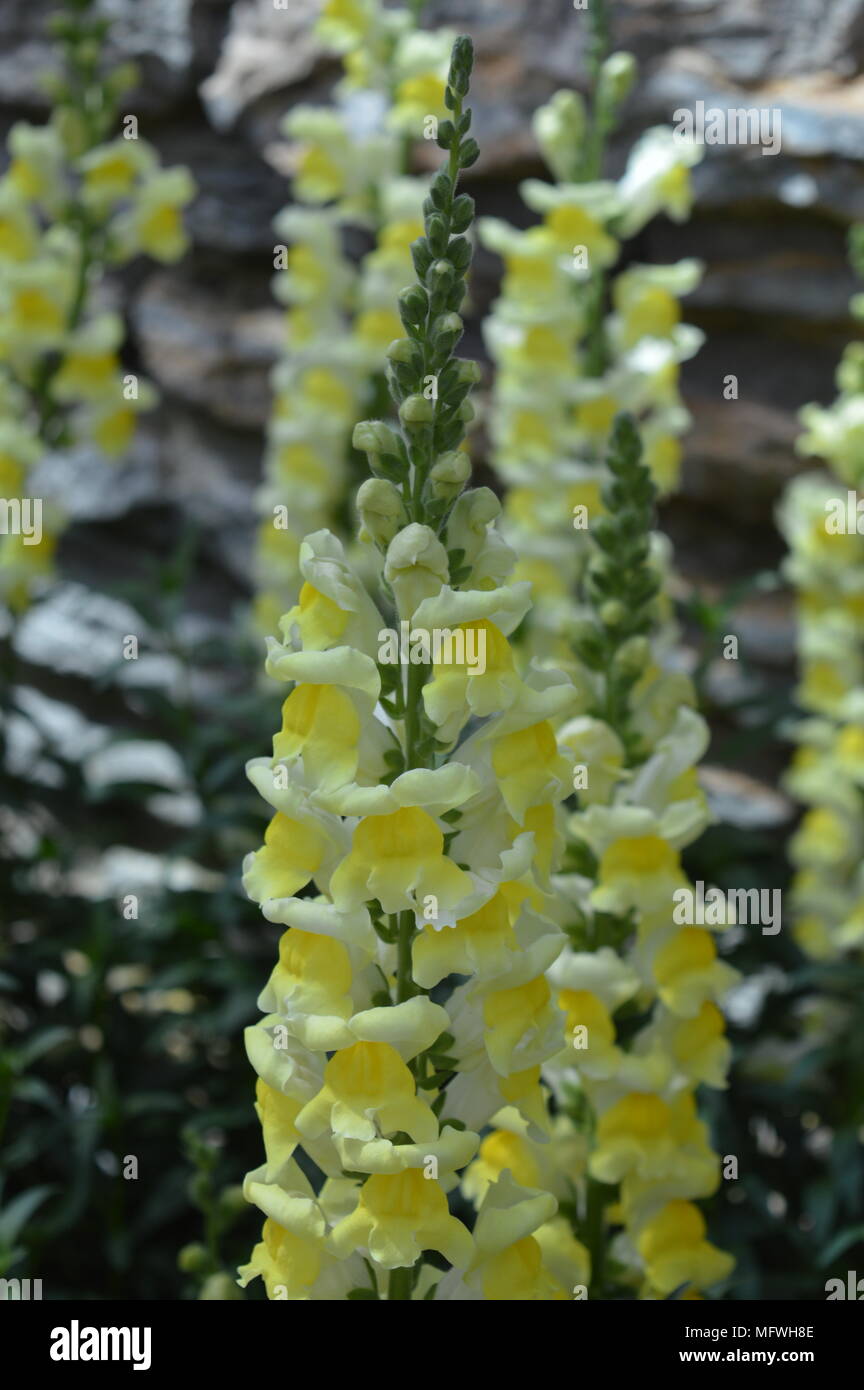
<box><xmin>0</xmin><ymin>1185</ymin><xmax>56</xmax><ymax>1246</ymax></box>
<box><xmin>14</xmin><ymin>1028</ymin><xmax>74</xmax><ymax>1070</ymax></box>
<box><xmin>819</xmin><ymin>1225</ymin><xmax>864</xmax><ymax>1268</ymax></box>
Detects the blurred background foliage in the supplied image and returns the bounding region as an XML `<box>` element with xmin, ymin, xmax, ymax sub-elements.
<box><xmin>1</xmin><ymin>545</ymin><xmax>277</xmax><ymax>1297</ymax></box>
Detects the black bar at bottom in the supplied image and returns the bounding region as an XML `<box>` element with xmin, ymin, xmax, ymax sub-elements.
<box><xmin>0</xmin><ymin>1295</ymin><xmax>858</xmax><ymax>1376</ymax></box>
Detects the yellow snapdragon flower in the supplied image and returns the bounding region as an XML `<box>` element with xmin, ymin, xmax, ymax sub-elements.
<box><xmin>636</xmin><ymin>1200</ymin><xmax>734</xmax><ymax>1296</ymax></box>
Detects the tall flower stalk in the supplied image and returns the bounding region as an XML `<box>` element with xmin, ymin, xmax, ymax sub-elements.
<box><xmin>779</xmin><ymin>225</ymin><xmax>864</xmax><ymax>961</ymax></box>
<box><xmin>0</xmin><ymin>0</ymin><xmax>194</xmax><ymax>615</ymax></box>
<box><xmin>478</xmin><ymin>0</ymin><xmax>702</xmax><ymax>667</ymax></box>
<box><xmin>542</xmin><ymin>413</ymin><xmax>736</xmax><ymax>1298</ymax></box>
<box><xmin>451</xmin><ymin>0</ymin><xmax>734</xmax><ymax>1297</ymax></box>
<box><xmin>253</xmin><ymin>0</ymin><xmax>459</xmax><ymax>637</ymax></box>
<box><xmin>239</xmin><ymin>37</ymin><xmax>588</xmax><ymax>1302</ymax></box>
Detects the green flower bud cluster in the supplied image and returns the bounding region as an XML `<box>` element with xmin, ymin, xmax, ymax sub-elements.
<box><xmin>179</xmin><ymin>1127</ymin><xmax>247</xmax><ymax>1298</ymax></box>
<box><xmin>352</xmin><ymin>35</ymin><xmax>479</xmax><ymax>539</ymax></box>
<box><xmin>576</xmin><ymin>0</ymin><xmax>636</xmax><ymax>184</ymax></box>
<box><xmin>44</xmin><ymin>0</ymin><xmax>139</xmax><ymax>154</ymax></box>
<box><xmin>572</xmin><ymin>412</ymin><xmax>660</xmax><ymax>763</ymax></box>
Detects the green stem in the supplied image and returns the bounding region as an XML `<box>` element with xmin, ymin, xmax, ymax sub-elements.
<box><xmin>403</xmin><ymin>657</ymin><xmax>427</xmax><ymax>762</ymax></box>
<box><xmin>28</xmin><ymin>23</ymin><xmax>113</xmax><ymax>444</ymax></box>
<box><xmin>356</xmin><ymin>38</ymin><xmax>477</xmax><ymax>1304</ymax></box>
<box><xmin>585</xmin><ymin>1176</ymin><xmax>609</xmax><ymax>1296</ymax></box>
<box><xmin>572</xmin><ymin>0</ymin><xmax>614</xmax><ymax>369</ymax></box>
<box><xmin>395</xmin><ymin>910</ymin><xmax>415</xmax><ymax>1004</ymax></box>
<box><xmin>30</xmin><ymin>218</ymin><xmax>95</xmax><ymax>444</ymax></box>
<box><xmin>388</xmin><ymin>651</ymin><xmax>429</xmax><ymax>1298</ymax></box>
<box><xmin>203</xmin><ymin>1200</ymin><xmax>220</xmax><ymax>1269</ymax></box>
<box><xmin>0</xmin><ymin>613</ymin><xmax>19</xmax><ymax>765</ymax></box>
<box><xmin>393</xmin><ymin>659</ymin><xmax>429</xmax><ymax>1006</ymax></box>
<box><xmin>388</xmin><ymin>1266</ymin><xmax>414</xmax><ymax>1300</ymax></box>
<box><xmin>582</xmin><ymin>272</ymin><xmax>609</xmax><ymax>379</ymax></box>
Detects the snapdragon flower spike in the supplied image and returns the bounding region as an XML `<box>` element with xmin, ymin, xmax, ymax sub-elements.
<box><xmin>240</xmin><ymin>36</ymin><xmax>580</xmax><ymax>1302</ymax></box>
<box><xmin>253</xmin><ymin>0</ymin><xmax>460</xmax><ymax>638</ymax></box>
<box><xmin>0</xmin><ymin>0</ymin><xmax>194</xmax><ymax>614</ymax></box>
<box><xmin>541</xmin><ymin>414</ymin><xmax>736</xmax><ymax>1299</ymax></box>
<box><xmin>477</xmin><ymin>0</ymin><xmax>702</xmax><ymax>669</ymax></box>
<box><xmin>779</xmin><ymin>225</ymin><xmax>864</xmax><ymax>960</ymax></box>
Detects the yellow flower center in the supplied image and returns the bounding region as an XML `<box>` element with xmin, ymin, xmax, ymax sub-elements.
<box><xmin>139</xmin><ymin>204</ymin><xmax>181</xmax><ymax>249</ymax></box>
<box><xmin>14</xmin><ymin>288</ymin><xmax>64</xmax><ymax>333</ymax></box>
<box><xmin>600</xmin><ymin>834</ymin><xmax>679</xmax><ymax>881</ymax></box>
<box><xmin>558</xmin><ymin>989</ymin><xmax>615</xmax><ymax>1046</ymax></box>
<box><xmin>599</xmin><ymin>1092</ymin><xmax>672</xmax><ymax>1141</ymax></box>
<box><xmin>573</xmin><ymin>394</ymin><xmax>618</xmax><ymax>440</ymax></box>
<box><xmin>477</xmin><ymin>1129</ymin><xmax>541</xmax><ymax>1187</ymax></box>
<box><xmin>325</xmin><ymin>1040</ymin><xmax>413</xmax><ymax>1104</ymax></box>
<box><xmin>654</xmin><ymin>927</ymin><xmax>716</xmax><ymax>988</ymax></box>
<box><xmin>275</xmin><ymin>926</ymin><xmax>352</xmax><ymax>994</ymax></box>
<box><xmin>484</xmin><ymin>974</ymin><xmax>550</xmax><ymax>1029</ymax></box>
<box><xmin>274</xmin><ymin>683</ymin><xmax>359</xmax><ymax>761</ymax></box>
<box><xmin>361</xmin><ymin>1168</ymin><xmax>443</xmax><ymax>1220</ymax></box>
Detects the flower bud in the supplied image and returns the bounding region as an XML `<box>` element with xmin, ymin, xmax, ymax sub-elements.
<box><xmin>448</xmin><ymin>36</ymin><xmax>473</xmax><ymax>97</ymax></box>
<box><xmin>187</xmin><ymin>1173</ymin><xmax>210</xmax><ymax>1207</ymax></box>
<box><xmin>353</xmin><ymin>419</ymin><xmax>400</xmax><ymax>457</ymax></box>
<box><xmin>613</xmin><ymin>635</ymin><xmax>651</xmax><ymax>677</ymax></box>
<box><xmin>434</xmin><ymin>311</ymin><xmax>463</xmax><ymax>337</ymax></box>
<box><xmin>178</xmin><ymin>1243</ymin><xmax>210</xmax><ymax>1274</ymax></box>
<box><xmin>428</xmin><ymin>259</ymin><xmax>455</xmax><ymax>289</ymax></box>
<box><xmin>435</xmin><ymin>120</ymin><xmax>456</xmax><ymax>150</ymax></box>
<box><xmin>199</xmin><ymin>1273</ymin><xmax>243</xmax><ymax>1301</ymax></box>
<box><xmin>599</xmin><ymin>599</ymin><xmax>627</xmax><ymax>629</ymax></box>
<box><xmin>838</xmin><ymin>343</ymin><xmax>864</xmax><ymax>395</ymax></box>
<box><xmin>427</xmin><ymin>214</ymin><xmax>449</xmax><ymax>256</ymax></box>
<box><xmin>451</xmin><ymin>194</ymin><xmax>474</xmax><ymax>233</ymax></box>
<box><xmin>559</xmin><ymin>716</ymin><xmax>625</xmax><ymax>806</ymax></box>
<box><xmin>598</xmin><ymin>52</ymin><xmax>638</xmax><ymax>110</ymax></box>
<box><xmin>458</xmin><ymin>138</ymin><xmax>480</xmax><ymax>169</ymax></box>
<box><xmin>357</xmin><ymin>478</ymin><xmax>405</xmax><ymax>545</ymax></box>
<box><xmin>399</xmin><ymin>394</ymin><xmax>435</xmax><ymax>427</ymax></box>
<box><xmin>570</xmin><ymin>618</ymin><xmax>600</xmax><ymax>649</ymax></box>
<box><xmin>533</xmin><ymin>90</ymin><xmax>586</xmax><ymax>182</ymax></box>
<box><xmin>73</xmin><ymin>39</ymin><xmax>102</xmax><ymax>68</ymax></box>
<box><xmin>399</xmin><ymin>285</ymin><xmax>428</xmax><ymax>327</ymax></box>
<box><xmin>54</xmin><ymin>106</ymin><xmax>88</xmax><ymax>159</ymax></box>
<box><xmin>386</xmin><ymin>337</ymin><xmax>418</xmax><ymax>365</ymax></box>
<box><xmin>447</xmin><ymin>487</ymin><xmax>500</xmax><ymax>564</ymax></box>
<box><xmin>106</xmin><ymin>62</ymin><xmax>140</xmax><ymax>98</ymax></box>
<box><xmin>217</xmin><ymin>1185</ymin><xmax>248</xmax><ymax>1220</ymax></box>
<box><xmin>456</xmin><ymin>359</ymin><xmax>482</xmax><ymax>386</ymax></box>
<box><xmin>385</xmin><ymin>523</ymin><xmax>449</xmax><ymax>618</ymax></box>
<box><xmin>430</xmin><ymin>450</ymin><xmax>471</xmax><ymax>500</ymax></box>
